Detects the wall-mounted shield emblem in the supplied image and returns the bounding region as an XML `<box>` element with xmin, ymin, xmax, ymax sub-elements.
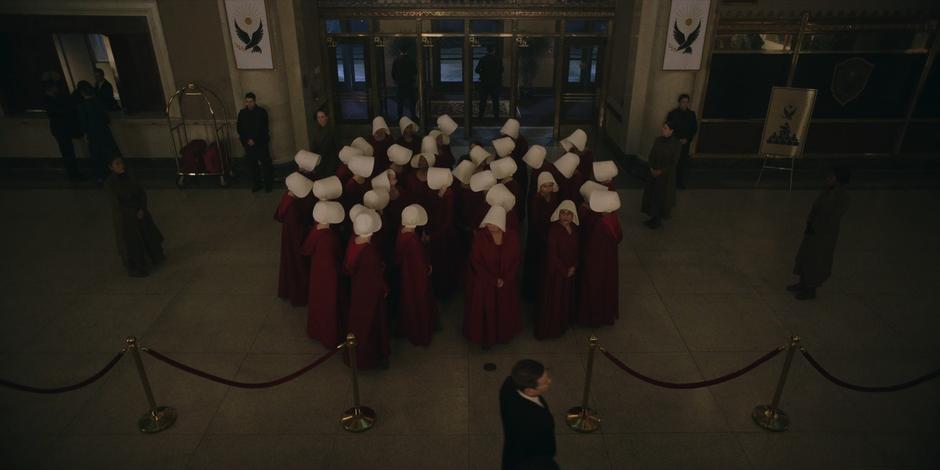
<box><xmin>831</xmin><ymin>57</ymin><xmax>874</xmax><ymax>106</ymax></box>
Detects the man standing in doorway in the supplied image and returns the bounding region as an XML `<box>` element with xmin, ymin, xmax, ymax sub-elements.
<box><xmin>237</xmin><ymin>92</ymin><xmax>273</xmax><ymax>193</ymax></box>
<box><xmin>666</xmin><ymin>93</ymin><xmax>698</xmax><ymax>189</ymax></box>
<box><xmin>94</xmin><ymin>68</ymin><xmax>119</xmax><ymax>111</ymax></box>
<box><xmin>391</xmin><ymin>45</ymin><xmax>417</xmax><ymax>121</ymax></box>
<box><xmin>476</xmin><ymin>45</ymin><xmax>503</xmax><ymax>119</ymax></box>
<box><xmin>499</xmin><ymin>359</ymin><xmax>557</xmax><ymax>470</ymax></box>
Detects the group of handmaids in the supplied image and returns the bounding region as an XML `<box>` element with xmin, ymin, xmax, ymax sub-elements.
<box><xmin>274</xmin><ymin>115</ymin><xmax>623</xmax><ymax>370</ymax></box>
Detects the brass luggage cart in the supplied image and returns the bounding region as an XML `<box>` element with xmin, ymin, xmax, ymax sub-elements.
<box><xmin>165</xmin><ymin>83</ymin><xmax>233</xmax><ymax>187</ymax></box>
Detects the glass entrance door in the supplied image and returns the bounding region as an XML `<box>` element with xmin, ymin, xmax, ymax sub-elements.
<box><xmin>515</xmin><ymin>36</ymin><xmax>558</xmax><ymax>128</ymax></box>
<box><xmin>421</xmin><ymin>35</ymin><xmax>466</xmax><ymax>132</ymax></box>
<box><xmin>376</xmin><ymin>37</ymin><xmax>419</xmax><ymax>123</ymax></box>
<box><xmin>329</xmin><ymin>38</ymin><xmax>370</xmax><ymax>122</ymax></box>
<box><xmin>560</xmin><ymin>38</ymin><xmax>605</xmax><ymax>124</ymax></box>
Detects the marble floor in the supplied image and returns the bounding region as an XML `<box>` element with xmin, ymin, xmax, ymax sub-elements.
<box><xmin>0</xmin><ymin>185</ymin><xmax>938</xmax><ymax>470</ymax></box>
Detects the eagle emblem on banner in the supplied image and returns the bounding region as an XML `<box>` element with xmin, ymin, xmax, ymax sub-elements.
<box><xmin>234</xmin><ymin>19</ymin><xmax>264</xmax><ymax>53</ymax></box>
<box><xmin>831</xmin><ymin>57</ymin><xmax>874</xmax><ymax>106</ymax></box>
<box><xmin>670</xmin><ymin>5</ymin><xmax>704</xmax><ymax>55</ymax></box>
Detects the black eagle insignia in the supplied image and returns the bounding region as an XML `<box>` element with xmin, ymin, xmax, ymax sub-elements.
<box><xmin>673</xmin><ymin>20</ymin><xmax>702</xmax><ymax>54</ymax></box>
<box><xmin>783</xmin><ymin>105</ymin><xmax>796</xmax><ymax>120</ymax></box>
<box><xmin>234</xmin><ymin>20</ymin><xmax>264</xmax><ymax>53</ymax></box>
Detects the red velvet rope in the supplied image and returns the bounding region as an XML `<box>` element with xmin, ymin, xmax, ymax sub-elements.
<box><xmin>600</xmin><ymin>346</ymin><xmax>784</xmax><ymax>389</ymax></box>
<box><xmin>800</xmin><ymin>349</ymin><xmax>940</xmax><ymax>393</ymax></box>
<box><xmin>144</xmin><ymin>346</ymin><xmax>341</xmax><ymax>389</ymax></box>
<box><xmin>0</xmin><ymin>350</ymin><xmax>125</xmax><ymax>394</ymax></box>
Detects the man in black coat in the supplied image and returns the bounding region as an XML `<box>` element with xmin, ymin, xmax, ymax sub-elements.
<box><xmin>665</xmin><ymin>93</ymin><xmax>698</xmax><ymax>189</ymax></box>
<box><xmin>236</xmin><ymin>92</ymin><xmax>273</xmax><ymax>192</ymax></box>
<box><xmin>499</xmin><ymin>359</ymin><xmax>556</xmax><ymax>470</ymax></box>
<box><xmin>94</xmin><ymin>68</ymin><xmax>119</xmax><ymax>111</ymax></box>
<box><xmin>391</xmin><ymin>46</ymin><xmax>417</xmax><ymax>121</ymax></box>
<box><xmin>476</xmin><ymin>45</ymin><xmax>503</xmax><ymax>119</ymax></box>
<box><xmin>78</xmin><ymin>80</ymin><xmax>120</xmax><ymax>184</ymax></box>
<box><xmin>44</xmin><ymin>81</ymin><xmax>84</xmax><ymax>181</ymax></box>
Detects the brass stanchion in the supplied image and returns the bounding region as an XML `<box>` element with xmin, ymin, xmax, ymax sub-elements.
<box><xmin>125</xmin><ymin>337</ymin><xmax>176</xmax><ymax>433</ymax></box>
<box><xmin>566</xmin><ymin>335</ymin><xmax>601</xmax><ymax>433</ymax></box>
<box><xmin>752</xmin><ymin>335</ymin><xmax>799</xmax><ymax>432</ymax></box>
<box><xmin>341</xmin><ymin>333</ymin><xmax>375</xmax><ymax>432</ymax></box>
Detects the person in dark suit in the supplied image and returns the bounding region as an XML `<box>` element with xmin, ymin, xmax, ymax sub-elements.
<box><xmin>43</xmin><ymin>81</ymin><xmax>84</xmax><ymax>181</ymax></box>
<box><xmin>94</xmin><ymin>68</ymin><xmax>119</xmax><ymax>111</ymax></box>
<box><xmin>237</xmin><ymin>92</ymin><xmax>273</xmax><ymax>192</ymax></box>
<box><xmin>499</xmin><ymin>359</ymin><xmax>556</xmax><ymax>470</ymax></box>
<box><xmin>78</xmin><ymin>80</ymin><xmax>120</xmax><ymax>184</ymax></box>
<box><xmin>476</xmin><ymin>45</ymin><xmax>503</xmax><ymax>119</ymax></box>
<box><xmin>665</xmin><ymin>93</ymin><xmax>697</xmax><ymax>189</ymax></box>
<box><xmin>391</xmin><ymin>46</ymin><xmax>418</xmax><ymax>120</ymax></box>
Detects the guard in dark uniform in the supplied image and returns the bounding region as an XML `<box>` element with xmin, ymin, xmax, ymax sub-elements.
<box><xmin>237</xmin><ymin>92</ymin><xmax>273</xmax><ymax>192</ymax></box>
<box><xmin>665</xmin><ymin>93</ymin><xmax>697</xmax><ymax>189</ymax></box>
<box><xmin>499</xmin><ymin>359</ymin><xmax>556</xmax><ymax>470</ymax></box>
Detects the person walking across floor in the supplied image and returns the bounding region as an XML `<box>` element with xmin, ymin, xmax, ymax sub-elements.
<box><xmin>237</xmin><ymin>92</ymin><xmax>273</xmax><ymax>192</ymax></box>
<box><xmin>788</xmin><ymin>167</ymin><xmax>850</xmax><ymax>300</ymax></box>
<box><xmin>43</xmin><ymin>80</ymin><xmax>84</xmax><ymax>181</ymax></box>
<box><xmin>499</xmin><ymin>359</ymin><xmax>557</xmax><ymax>470</ymax></box>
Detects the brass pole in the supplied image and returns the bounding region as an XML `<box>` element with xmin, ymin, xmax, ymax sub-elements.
<box><xmin>125</xmin><ymin>336</ymin><xmax>176</xmax><ymax>434</ymax></box>
<box><xmin>565</xmin><ymin>335</ymin><xmax>601</xmax><ymax>433</ymax></box>
<box><xmin>341</xmin><ymin>333</ymin><xmax>376</xmax><ymax>432</ymax></box>
<box><xmin>752</xmin><ymin>335</ymin><xmax>800</xmax><ymax>432</ymax></box>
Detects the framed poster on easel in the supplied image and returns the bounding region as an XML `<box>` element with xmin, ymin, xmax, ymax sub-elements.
<box><xmin>756</xmin><ymin>87</ymin><xmax>817</xmax><ymax>190</ymax></box>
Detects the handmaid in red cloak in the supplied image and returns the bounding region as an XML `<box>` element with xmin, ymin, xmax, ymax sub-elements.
<box><xmin>276</xmin><ymin>173</ymin><xmax>313</xmax><ymax>306</ymax></box>
<box><xmin>535</xmin><ymin>200</ymin><xmax>580</xmax><ymax>339</ymax></box>
<box><xmin>302</xmin><ymin>201</ymin><xmax>345</xmax><ymax>349</ymax></box>
<box><xmin>425</xmin><ymin>167</ymin><xmax>460</xmax><ymax>298</ymax></box>
<box><xmin>344</xmin><ymin>208</ymin><xmax>390</xmax><ymax>370</ymax></box>
<box><xmin>578</xmin><ymin>190</ymin><xmax>623</xmax><ymax>327</ymax></box>
<box><xmin>395</xmin><ymin>204</ymin><xmax>438</xmax><ymax>346</ymax></box>
<box><xmin>464</xmin><ymin>205</ymin><xmax>522</xmax><ymax>348</ymax></box>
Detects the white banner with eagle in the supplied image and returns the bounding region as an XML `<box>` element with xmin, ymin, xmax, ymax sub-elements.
<box><xmin>662</xmin><ymin>0</ymin><xmax>710</xmax><ymax>70</ymax></box>
<box><xmin>225</xmin><ymin>0</ymin><xmax>273</xmax><ymax>69</ymax></box>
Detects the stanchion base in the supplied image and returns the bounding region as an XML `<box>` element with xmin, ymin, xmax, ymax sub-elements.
<box><xmin>752</xmin><ymin>405</ymin><xmax>789</xmax><ymax>432</ymax></box>
<box><xmin>342</xmin><ymin>406</ymin><xmax>376</xmax><ymax>433</ymax></box>
<box><xmin>565</xmin><ymin>407</ymin><xmax>601</xmax><ymax>433</ymax></box>
<box><xmin>138</xmin><ymin>406</ymin><xmax>177</xmax><ymax>434</ymax></box>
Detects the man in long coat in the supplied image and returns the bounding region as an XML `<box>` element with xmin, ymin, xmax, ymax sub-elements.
<box><xmin>789</xmin><ymin>168</ymin><xmax>850</xmax><ymax>300</ymax></box>
<box><xmin>641</xmin><ymin>121</ymin><xmax>681</xmax><ymax>229</ymax></box>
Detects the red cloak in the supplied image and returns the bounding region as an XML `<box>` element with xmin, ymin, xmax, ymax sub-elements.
<box><xmin>523</xmin><ymin>192</ymin><xmax>559</xmax><ymax>297</ymax></box>
<box><xmin>427</xmin><ymin>187</ymin><xmax>460</xmax><ymax>298</ymax></box>
<box><xmin>402</xmin><ymin>170</ymin><xmax>433</xmax><ymax>208</ymax></box>
<box><xmin>341</xmin><ymin>178</ymin><xmax>371</xmax><ymax>213</ymax></box>
<box><xmin>578</xmin><ymin>212</ymin><xmax>622</xmax><ymax>327</ymax></box>
<box><xmin>464</xmin><ymin>228</ymin><xmax>522</xmax><ymax>347</ymax></box>
<box><xmin>336</xmin><ymin>163</ymin><xmax>352</xmax><ymax>186</ymax></box>
<box><xmin>395</xmin><ymin>231</ymin><xmax>438</xmax><ymax>346</ymax></box>
<box><xmin>344</xmin><ymin>239</ymin><xmax>390</xmax><ymax>370</ymax></box>
<box><xmin>275</xmin><ymin>193</ymin><xmax>310</xmax><ymax>306</ymax></box>
<box><xmin>396</xmin><ymin>135</ymin><xmax>422</xmax><ymax>157</ymax></box>
<box><xmin>536</xmin><ymin>222</ymin><xmax>580</xmax><ymax>339</ymax></box>
<box><xmin>578</xmin><ymin>149</ymin><xmax>595</xmax><ymax>179</ymax></box>
<box><xmin>508</xmin><ymin>135</ymin><xmax>530</xmax><ymax>218</ymax></box>
<box><xmin>300</xmin><ymin>227</ymin><xmax>342</xmax><ymax>349</ymax></box>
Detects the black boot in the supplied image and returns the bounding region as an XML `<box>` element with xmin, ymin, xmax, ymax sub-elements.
<box><xmin>786</xmin><ymin>282</ymin><xmax>804</xmax><ymax>292</ymax></box>
<box><xmin>643</xmin><ymin>217</ymin><xmax>662</xmax><ymax>229</ymax></box>
<box><xmin>794</xmin><ymin>288</ymin><xmax>816</xmax><ymax>300</ymax></box>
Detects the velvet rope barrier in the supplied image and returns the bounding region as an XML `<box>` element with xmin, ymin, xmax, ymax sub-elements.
<box><xmin>800</xmin><ymin>348</ymin><xmax>940</xmax><ymax>393</ymax></box>
<box><xmin>0</xmin><ymin>350</ymin><xmax>126</xmax><ymax>394</ymax></box>
<box><xmin>600</xmin><ymin>346</ymin><xmax>784</xmax><ymax>389</ymax></box>
<box><xmin>143</xmin><ymin>346</ymin><xmax>342</xmax><ymax>389</ymax></box>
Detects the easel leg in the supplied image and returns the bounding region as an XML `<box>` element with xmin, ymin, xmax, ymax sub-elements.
<box><xmin>756</xmin><ymin>154</ymin><xmax>768</xmax><ymax>188</ymax></box>
<box><xmin>788</xmin><ymin>155</ymin><xmax>795</xmax><ymax>192</ymax></box>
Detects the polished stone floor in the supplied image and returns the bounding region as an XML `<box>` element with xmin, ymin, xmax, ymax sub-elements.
<box><xmin>0</xmin><ymin>184</ymin><xmax>938</xmax><ymax>470</ymax></box>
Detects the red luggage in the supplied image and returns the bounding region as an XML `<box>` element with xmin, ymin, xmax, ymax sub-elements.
<box><xmin>179</xmin><ymin>139</ymin><xmax>207</xmax><ymax>173</ymax></box>
<box><xmin>202</xmin><ymin>142</ymin><xmax>222</xmax><ymax>173</ymax></box>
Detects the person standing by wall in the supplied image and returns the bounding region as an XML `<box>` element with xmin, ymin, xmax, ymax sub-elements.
<box><xmin>311</xmin><ymin>107</ymin><xmax>339</xmax><ymax>178</ymax></box>
<box><xmin>665</xmin><ymin>93</ymin><xmax>698</xmax><ymax>189</ymax></box>
<box><xmin>77</xmin><ymin>80</ymin><xmax>120</xmax><ymax>185</ymax></box>
<box><xmin>237</xmin><ymin>92</ymin><xmax>273</xmax><ymax>193</ymax></box>
<box><xmin>640</xmin><ymin>121</ymin><xmax>681</xmax><ymax>229</ymax></box>
<box><xmin>499</xmin><ymin>359</ymin><xmax>557</xmax><ymax>470</ymax></box>
<box><xmin>43</xmin><ymin>81</ymin><xmax>84</xmax><ymax>181</ymax></box>
<box><xmin>391</xmin><ymin>46</ymin><xmax>417</xmax><ymax>121</ymax></box>
<box><xmin>788</xmin><ymin>167</ymin><xmax>851</xmax><ymax>300</ymax></box>
<box><xmin>476</xmin><ymin>45</ymin><xmax>503</xmax><ymax>119</ymax></box>
<box><xmin>93</xmin><ymin>68</ymin><xmax>119</xmax><ymax>111</ymax></box>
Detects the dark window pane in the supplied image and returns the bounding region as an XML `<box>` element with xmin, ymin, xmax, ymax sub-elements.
<box><xmin>566</xmin><ymin>20</ymin><xmax>588</xmax><ymax>33</ymax></box>
<box><xmin>108</xmin><ymin>32</ymin><xmax>164</xmax><ymax>113</ymax></box>
<box><xmin>325</xmin><ymin>20</ymin><xmax>341</xmax><ymax>34</ymax></box>
<box><xmin>913</xmin><ymin>58</ymin><xmax>940</xmax><ymax>118</ymax></box>
<box><xmin>592</xmin><ymin>21</ymin><xmax>608</xmax><ymax>34</ymax></box>
<box><xmin>696</xmin><ymin>121</ymin><xmax>763</xmax><ymax>154</ymax></box>
<box><xmin>470</xmin><ymin>20</ymin><xmax>503</xmax><ymax>33</ymax></box>
<box><xmin>901</xmin><ymin>122</ymin><xmax>940</xmax><ymax>155</ymax></box>
<box><xmin>0</xmin><ymin>32</ymin><xmax>63</xmax><ymax>114</ymax></box>
<box><xmin>88</xmin><ymin>34</ymin><xmax>109</xmax><ymax>61</ymax></box>
<box><xmin>792</xmin><ymin>53</ymin><xmax>925</xmax><ymax>118</ymax></box>
<box><xmin>349</xmin><ymin>19</ymin><xmax>369</xmax><ymax>33</ymax></box>
<box><xmin>803</xmin><ymin>122</ymin><xmax>900</xmax><ymax>154</ymax></box>
<box><xmin>713</xmin><ymin>33</ymin><xmax>792</xmax><ymax>51</ymax></box>
<box><xmin>432</xmin><ymin>20</ymin><xmax>463</xmax><ymax>33</ymax></box>
<box><xmin>703</xmin><ymin>54</ymin><xmax>791</xmax><ymax>119</ymax></box>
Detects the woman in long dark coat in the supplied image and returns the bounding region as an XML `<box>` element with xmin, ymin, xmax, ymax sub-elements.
<box><xmin>789</xmin><ymin>168</ymin><xmax>850</xmax><ymax>300</ymax></box>
<box><xmin>310</xmin><ymin>108</ymin><xmax>339</xmax><ymax>178</ymax></box>
<box><xmin>641</xmin><ymin>121</ymin><xmax>681</xmax><ymax>229</ymax></box>
<box><xmin>105</xmin><ymin>157</ymin><xmax>164</xmax><ymax>277</ymax></box>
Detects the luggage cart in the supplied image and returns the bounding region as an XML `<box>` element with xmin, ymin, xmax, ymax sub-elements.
<box><xmin>165</xmin><ymin>83</ymin><xmax>233</xmax><ymax>188</ymax></box>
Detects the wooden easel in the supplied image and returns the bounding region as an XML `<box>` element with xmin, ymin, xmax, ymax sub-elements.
<box><xmin>756</xmin><ymin>153</ymin><xmax>796</xmax><ymax>191</ymax></box>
